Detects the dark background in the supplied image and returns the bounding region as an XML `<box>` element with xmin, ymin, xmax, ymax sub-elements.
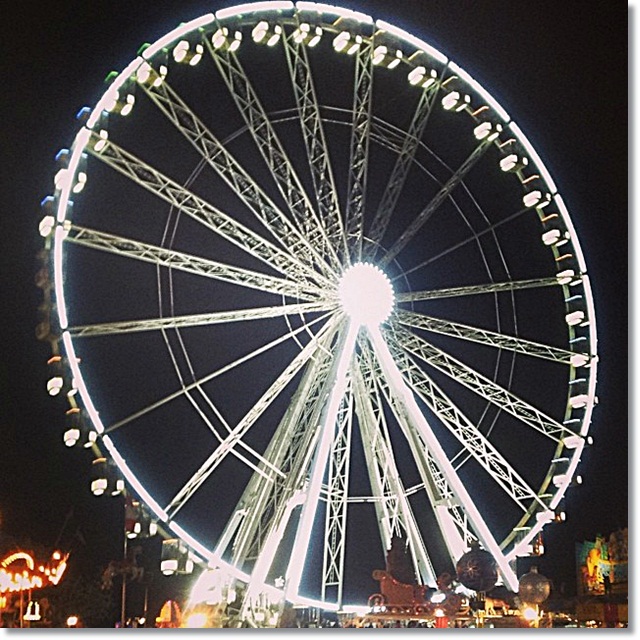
<box><xmin>1</xmin><ymin>0</ymin><xmax>629</xmax><ymax>624</ymax></box>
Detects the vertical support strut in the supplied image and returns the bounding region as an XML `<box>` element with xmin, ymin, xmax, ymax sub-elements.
<box><xmin>285</xmin><ymin>321</ymin><xmax>359</xmax><ymax>601</ymax></box>
<box><xmin>367</xmin><ymin>326</ymin><xmax>519</xmax><ymax>592</ymax></box>
<box><xmin>321</xmin><ymin>381</ymin><xmax>354</xmax><ymax>607</ymax></box>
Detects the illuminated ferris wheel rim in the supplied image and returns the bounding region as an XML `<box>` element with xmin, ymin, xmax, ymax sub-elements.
<box><xmin>47</xmin><ymin>0</ymin><xmax>598</xmax><ymax>610</ymax></box>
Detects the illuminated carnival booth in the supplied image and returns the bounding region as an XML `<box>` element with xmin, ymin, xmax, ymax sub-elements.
<box><xmin>0</xmin><ymin>549</ymin><xmax>69</xmax><ymax>627</ymax></box>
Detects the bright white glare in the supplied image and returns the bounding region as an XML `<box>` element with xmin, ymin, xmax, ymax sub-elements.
<box><xmin>212</xmin><ymin>27</ymin><xmax>243</xmax><ymax>51</ymax></box>
<box><xmin>252</xmin><ymin>20</ymin><xmax>282</xmax><ymax>45</ymax></box>
<box><xmin>474</xmin><ymin>121</ymin><xmax>502</xmax><ymax>141</ymax></box>
<box><xmin>333</xmin><ymin>31</ymin><xmax>362</xmax><ymax>54</ymax></box>
<box><xmin>408</xmin><ymin>66</ymin><xmax>437</xmax><ymax>88</ymax></box>
<box><xmin>340</xmin><ymin>605</ymin><xmax>369</xmax><ymax>615</ymax></box>
<box><xmin>217</xmin><ymin>1</ymin><xmax>293</xmax><ymax>21</ymax></box>
<box><xmin>173</xmin><ymin>40</ymin><xmax>189</xmax><ymax>62</ymax></box>
<box><xmin>39</xmin><ymin>216</ymin><xmax>55</xmax><ymax>238</ymax></box>
<box><xmin>338</xmin><ymin>263</ymin><xmax>394</xmax><ymax>326</ymax></box>
<box><xmin>297</xmin><ymin>2</ymin><xmax>372</xmax><ymax>24</ymax></box>
<box><xmin>64</xmin><ymin>429</ymin><xmax>80</xmax><ymax>447</ymax></box>
<box><xmin>293</xmin><ymin>23</ymin><xmax>322</xmax><ymax>46</ymax></box>
<box><xmin>185</xmin><ymin>613</ymin><xmax>207</xmax><ymax>628</ymax></box>
<box><xmin>372</xmin><ymin>45</ymin><xmax>402</xmax><ymax>68</ymax></box>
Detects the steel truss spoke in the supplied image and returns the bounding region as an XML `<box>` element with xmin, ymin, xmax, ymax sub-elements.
<box><xmin>180</xmin><ymin>382</ymin><xmax>279</xmax><ymax>492</ymax></box>
<box><xmin>65</xmin><ymin>224</ymin><xmax>321</xmax><ymax>301</ymax></box>
<box><xmin>219</xmin><ymin>318</ymin><xmax>345</xmax><ymax>571</ymax></box>
<box><xmin>87</xmin><ymin>134</ymin><xmax>324</xmax><ymax>286</ymax></box>
<box><xmin>381</xmin><ymin>139</ymin><xmax>492</xmax><ymax>266</ymax></box>
<box><xmin>321</xmin><ymin>377</ymin><xmax>353</xmax><ymax>606</ymax></box>
<box><xmin>353</xmin><ymin>350</ymin><xmax>437</xmax><ymax>586</ymax></box>
<box><xmin>140</xmin><ymin>78</ymin><xmax>334</xmax><ymax>282</ymax></box>
<box><xmin>165</xmin><ymin>315</ymin><xmax>342</xmax><ymax>519</ymax></box>
<box><xmin>396</xmin><ymin>276</ymin><xmax>569</xmax><ymax>303</ymax></box>
<box><xmin>358</xmin><ymin>337</ymin><xmax>469</xmax><ymax>570</ymax></box>
<box><xmin>69</xmin><ymin>301</ymin><xmax>332</xmax><ymax>339</ymax></box>
<box><xmin>233</xmin><ymin>320</ymin><xmax>355</xmax><ymax>601</ymax></box>
<box><xmin>344</xmin><ymin>35</ymin><xmax>374</xmax><ymax>261</ymax></box>
<box><xmin>365</xmin><ymin>83</ymin><xmax>439</xmax><ymax>257</ymax></box>
<box><xmin>205</xmin><ymin>35</ymin><xmax>342</xmax><ymax>272</ymax></box>
<box><xmin>389</xmin><ymin>323</ymin><xmax>575</xmax><ymax>443</ymax></box>
<box><xmin>285</xmin><ymin>321</ymin><xmax>359</xmax><ymax>599</ymax></box>
<box><xmin>105</xmin><ymin>310</ymin><xmax>334</xmax><ymax>435</ymax></box>
<box><xmin>282</xmin><ymin>26</ymin><xmax>348</xmax><ymax>261</ymax></box>
<box><xmin>380</xmin><ymin>333</ymin><xmax>548</xmax><ymax>515</ymax></box>
<box><xmin>367</xmin><ymin>326</ymin><xmax>519</xmax><ymax>592</ymax></box>
<box><xmin>397</xmin><ymin>309</ymin><xmax>581</xmax><ymax>365</ymax></box>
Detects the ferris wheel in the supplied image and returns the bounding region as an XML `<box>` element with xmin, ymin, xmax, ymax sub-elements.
<box><xmin>39</xmin><ymin>0</ymin><xmax>597</xmax><ymax>619</ymax></box>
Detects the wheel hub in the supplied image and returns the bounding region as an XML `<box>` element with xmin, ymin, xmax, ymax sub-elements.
<box><xmin>338</xmin><ymin>262</ymin><xmax>395</xmax><ymax>326</ymax></box>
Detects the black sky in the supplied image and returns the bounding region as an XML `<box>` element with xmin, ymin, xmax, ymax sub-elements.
<box><xmin>0</xmin><ymin>0</ymin><xmax>629</xmax><ymax>613</ymax></box>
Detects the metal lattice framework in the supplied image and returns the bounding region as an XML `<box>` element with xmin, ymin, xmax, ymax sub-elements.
<box><xmin>41</xmin><ymin>1</ymin><xmax>598</xmax><ymax>626</ymax></box>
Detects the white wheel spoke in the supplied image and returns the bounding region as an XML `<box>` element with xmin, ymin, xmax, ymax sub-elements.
<box><xmin>282</xmin><ymin>26</ymin><xmax>349</xmax><ymax>261</ymax></box>
<box><xmin>87</xmin><ymin>134</ymin><xmax>328</xmax><ymax>287</ymax></box>
<box><xmin>321</xmin><ymin>376</ymin><xmax>353</xmax><ymax>605</ymax></box>
<box><xmin>104</xmin><ymin>310</ymin><xmax>334</xmax><ymax>435</ymax></box>
<box><xmin>223</xmin><ymin>319</ymin><xmax>344</xmax><ymax>571</ymax></box>
<box><xmin>381</xmin><ymin>140</ymin><xmax>492</xmax><ymax>266</ymax></box>
<box><xmin>285</xmin><ymin>321</ymin><xmax>359</xmax><ymax>600</ymax></box>
<box><xmin>381</xmin><ymin>335</ymin><xmax>549</xmax><ymax>515</ymax></box>
<box><xmin>353</xmin><ymin>349</ymin><xmax>438</xmax><ymax>587</ymax></box>
<box><xmin>396</xmin><ymin>276</ymin><xmax>569</xmax><ymax>303</ymax></box>
<box><xmin>365</xmin><ymin>76</ymin><xmax>442</xmax><ymax>256</ymax></box>
<box><xmin>344</xmin><ymin>36</ymin><xmax>374</xmax><ymax>261</ymax></box>
<box><xmin>140</xmin><ymin>78</ymin><xmax>335</xmax><ymax>281</ymax></box>
<box><xmin>180</xmin><ymin>385</ymin><xmax>280</xmax><ymax>488</ymax></box>
<box><xmin>65</xmin><ymin>224</ymin><xmax>322</xmax><ymax>301</ymax></box>
<box><xmin>389</xmin><ymin>323</ymin><xmax>575</xmax><ymax>442</ymax></box>
<box><xmin>368</xmin><ymin>325</ymin><xmax>519</xmax><ymax>592</ymax></box>
<box><xmin>165</xmin><ymin>314</ymin><xmax>342</xmax><ymax>519</ymax></box>
<box><xmin>69</xmin><ymin>300</ymin><xmax>332</xmax><ymax>338</ymax></box>
<box><xmin>397</xmin><ymin>308</ymin><xmax>586</xmax><ymax>365</ymax></box>
<box><xmin>398</xmin><ymin>206</ymin><xmax>530</xmax><ymax>281</ymax></box>
<box><xmin>206</xmin><ymin>35</ymin><xmax>342</xmax><ymax>272</ymax></box>
<box><xmin>358</xmin><ymin>336</ymin><xmax>476</xmax><ymax>568</ymax></box>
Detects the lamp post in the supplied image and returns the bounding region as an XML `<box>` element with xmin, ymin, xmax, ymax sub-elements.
<box><xmin>120</xmin><ymin>532</ymin><xmax>127</xmax><ymax>628</ymax></box>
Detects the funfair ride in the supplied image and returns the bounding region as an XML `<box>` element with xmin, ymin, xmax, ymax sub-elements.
<box><xmin>37</xmin><ymin>1</ymin><xmax>597</xmax><ymax>627</ymax></box>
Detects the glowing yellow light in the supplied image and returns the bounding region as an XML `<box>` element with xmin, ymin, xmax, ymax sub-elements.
<box><xmin>1</xmin><ymin>552</ymin><xmax>35</xmax><ymax>570</ymax></box>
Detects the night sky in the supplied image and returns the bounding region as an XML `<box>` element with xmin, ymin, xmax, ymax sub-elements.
<box><xmin>1</xmin><ymin>0</ymin><xmax>629</xmax><ymax>622</ymax></box>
